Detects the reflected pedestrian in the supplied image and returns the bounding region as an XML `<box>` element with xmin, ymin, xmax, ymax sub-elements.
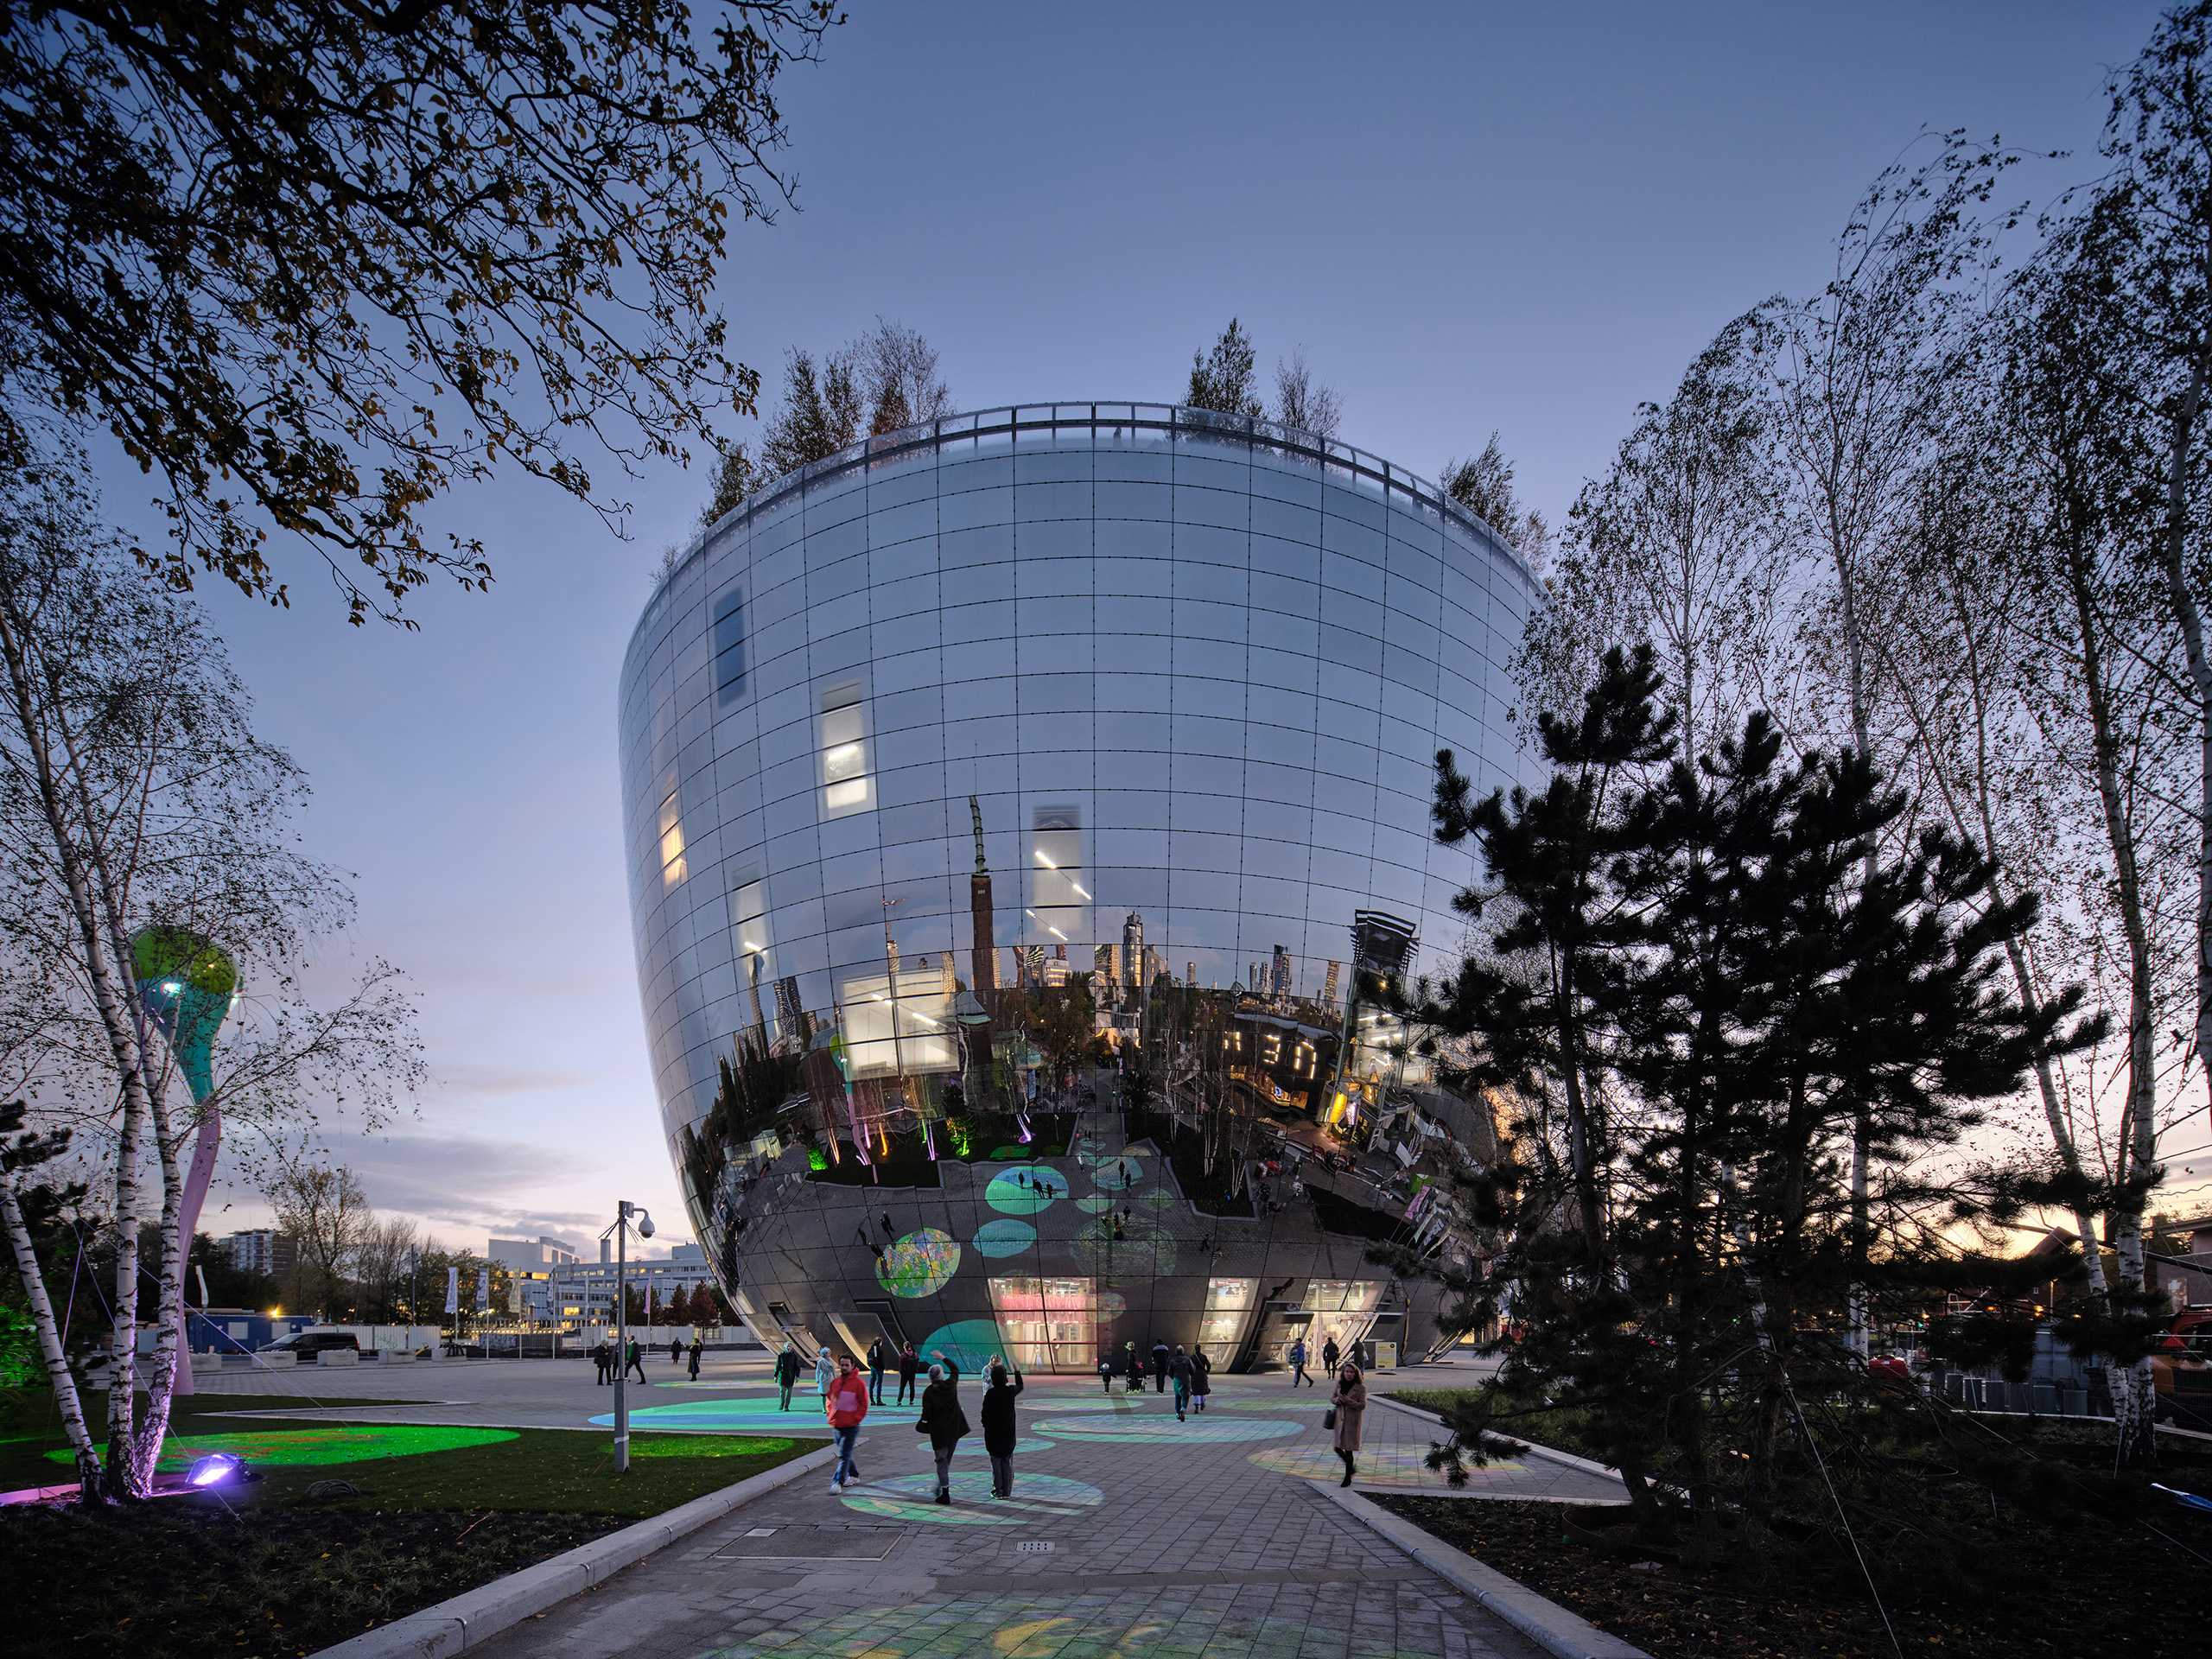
<box><xmin>981</xmin><ymin>1355</ymin><xmax>1025</xmax><ymax>1498</ymax></box>
<box><xmin>916</xmin><ymin>1362</ymin><xmax>970</xmax><ymax>1505</ymax></box>
<box><xmin>1151</xmin><ymin>1338</ymin><xmax>1170</xmax><ymax>1393</ymax></box>
<box><xmin>880</xmin><ymin>1212</ymin><xmax>896</xmax><ymax>1240</ymax></box>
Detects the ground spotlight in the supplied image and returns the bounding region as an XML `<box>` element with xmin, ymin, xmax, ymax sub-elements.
<box><xmin>186</xmin><ymin>1452</ymin><xmax>245</xmax><ymax>1488</ymax></box>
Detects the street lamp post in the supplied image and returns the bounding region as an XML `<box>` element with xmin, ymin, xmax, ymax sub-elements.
<box><xmin>607</xmin><ymin>1199</ymin><xmax>655</xmax><ymax>1473</ymax></box>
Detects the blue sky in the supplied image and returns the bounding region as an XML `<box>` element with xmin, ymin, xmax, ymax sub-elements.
<box><xmin>171</xmin><ymin>3</ymin><xmax>2171</xmax><ymax>1254</ymax></box>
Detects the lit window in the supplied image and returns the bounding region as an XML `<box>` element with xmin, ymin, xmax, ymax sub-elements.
<box><xmin>658</xmin><ymin>786</ymin><xmax>686</xmax><ymax>889</ymax></box>
<box><xmin>818</xmin><ymin>683</ymin><xmax>874</xmax><ymax>818</ymax></box>
<box><xmin>712</xmin><ymin>586</ymin><xmax>746</xmax><ymax>704</ymax></box>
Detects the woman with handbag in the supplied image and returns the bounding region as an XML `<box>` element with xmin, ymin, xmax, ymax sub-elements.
<box><xmin>914</xmin><ymin>1362</ymin><xmax>970</xmax><ymax>1504</ymax></box>
<box><xmin>1328</xmin><ymin>1362</ymin><xmax>1367</xmax><ymax>1486</ymax></box>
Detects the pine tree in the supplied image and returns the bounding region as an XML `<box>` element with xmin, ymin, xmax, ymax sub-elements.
<box><xmin>1186</xmin><ymin>319</ymin><xmax>1263</xmax><ymax>416</ymax></box>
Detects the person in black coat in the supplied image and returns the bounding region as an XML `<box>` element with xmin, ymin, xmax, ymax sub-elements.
<box><xmin>1123</xmin><ymin>1340</ymin><xmax>1144</xmax><ymax>1393</ymax></box>
<box><xmin>1150</xmin><ymin>1339</ymin><xmax>1170</xmax><ymax>1392</ymax></box>
<box><xmin>980</xmin><ymin>1357</ymin><xmax>1025</xmax><ymax>1498</ymax></box>
<box><xmin>687</xmin><ymin>1337</ymin><xmax>702</xmax><ymax>1381</ymax></box>
<box><xmin>914</xmin><ymin>1362</ymin><xmax>970</xmax><ymax>1504</ymax></box>
<box><xmin>592</xmin><ymin>1339</ymin><xmax>611</xmax><ymax>1385</ymax></box>
<box><xmin>897</xmin><ymin>1342</ymin><xmax>922</xmax><ymax>1403</ymax></box>
<box><xmin>1189</xmin><ymin>1346</ymin><xmax>1213</xmax><ymax>1413</ymax></box>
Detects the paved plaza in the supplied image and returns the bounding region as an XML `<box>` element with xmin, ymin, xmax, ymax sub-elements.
<box><xmin>194</xmin><ymin>1348</ymin><xmax>1621</xmax><ymax>1658</ymax></box>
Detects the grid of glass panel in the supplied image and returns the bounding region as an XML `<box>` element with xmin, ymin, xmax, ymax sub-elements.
<box><xmin>620</xmin><ymin>405</ymin><xmax>1543</xmax><ymax>1161</ymax></box>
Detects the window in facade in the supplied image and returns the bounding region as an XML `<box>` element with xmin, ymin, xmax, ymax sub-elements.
<box><xmin>711</xmin><ymin>585</ymin><xmax>746</xmax><ymax>705</ymax></box>
<box><xmin>658</xmin><ymin>776</ymin><xmax>686</xmax><ymax>890</ymax></box>
<box><xmin>1197</xmin><ymin>1276</ymin><xmax>1255</xmax><ymax>1360</ymax></box>
<box><xmin>988</xmin><ymin>1275</ymin><xmax>1097</xmax><ymax>1371</ymax></box>
<box><xmin>818</xmin><ymin>683</ymin><xmax>874</xmax><ymax>817</ymax></box>
<box><xmin>1300</xmin><ymin>1280</ymin><xmax>1381</xmax><ymax>1314</ymax></box>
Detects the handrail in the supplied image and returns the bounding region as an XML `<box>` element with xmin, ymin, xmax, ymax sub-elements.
<box><xmin>648</xmin><ymin>402</ymin><xmax>1541</xmax><ymax>620</ymax></box>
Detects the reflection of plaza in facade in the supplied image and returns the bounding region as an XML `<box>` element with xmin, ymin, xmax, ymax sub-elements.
<box><xmin>620</xmin><ymin>404</ymin><xmax>1539</xmax><ymax>1370</ymax></box>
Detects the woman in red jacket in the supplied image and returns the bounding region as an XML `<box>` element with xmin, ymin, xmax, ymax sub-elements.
<box><xmin>823</xmin><ymin>1351</ymin><xmax>869</xmax><ymax>1492</ymax></box>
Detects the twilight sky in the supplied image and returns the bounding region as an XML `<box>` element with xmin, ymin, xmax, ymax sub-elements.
<box><xmin>167</xmin><ymin>3</ymin><xmax>2174</xmax><ymax>1255</ymax></box>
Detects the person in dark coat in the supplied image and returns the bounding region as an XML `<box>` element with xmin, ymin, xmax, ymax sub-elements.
<box><xmin>1097</xmin><ymin>1353</ymin><xmax>1115</xmax><ymax>1394</ymax></box>
<box><xmin>980</xmin><ymin>1357</ymin><xmax>1025</xmax><ymax>1498</ymax></box>
<box><xmin>897</xmin><ymin>1342</ymin><xmax>922</xmax><ymax>1403</ymax></box>
<box><xmin>1190</xmin><ymin>1346</ymin><xmax>1213</xmax><ymax>1413</ymax></box>
<box><xmin>592</xmin><ymin>1339</ymin><xmax>611</xmax><ymax>1385</ymax></box>
<box><xmin>625</xmin><ymin>1338</ymin><xmax>646</xmax><ymax>1382</ymax></box>
<box><xmin>1330</xmin><ymin>1363</ymin><xmax>1368</xmax><ymax>1485</ymax></box>
<box><xmin>914</xmin><ymin>1362</ymin><xmax>970</xmax><ymax>1504</ymax></box>
<box><xmin>867</xmin><ymin>1337</ymin><xmax>889</xmax><ymax>1398</ymax></box>
<box><xmin>669</xmin><ymin>1336</ymin><xmax>683</xmax><ymax>1365</ymax></box>
<box><xmin>1150</xmin><ymin>1339</ymin><xmax>1170</xmax><ymax>1392</ymax></box>
<box><xmin>1123</xmin><ymin>1340</ymin><xmax>1144</xmax><ymax>1393</ymax></box>
<box><xmin>687</xmin><ymin>1337</ymin><xmax>702</xmax><ymax>1380</ymax></box>
<box><xmin>1321</xmin><ymin>1334</ymin><xmax>1341</xmax><ymax>1375</ymax></box>
<box><xmin>1168</xmin><ymin>1345</ymin><xmax>1193</xmax><ymax>1421</ymax></box>
<box><xmin>774</xmin><ymin>1341</ymin><xmax>803</xmax><ymax>1410</ymax></box>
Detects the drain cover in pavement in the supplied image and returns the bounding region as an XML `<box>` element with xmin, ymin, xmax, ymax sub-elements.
<box><xmin>1014</xmin><ymin>1541</ymin><xmax>1053</xmax><ymax>1553</ymax></box>
<box><xmin>715</xmin><ymin>1526</ymin><xmax>906</xmax><ymax>1560</ymax></box>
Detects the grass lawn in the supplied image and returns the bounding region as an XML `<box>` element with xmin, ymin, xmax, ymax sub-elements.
<box><xmin>0</xmin><ymin>1388</ymin><xmax>823</xmax><ymax>1659</ymax></box>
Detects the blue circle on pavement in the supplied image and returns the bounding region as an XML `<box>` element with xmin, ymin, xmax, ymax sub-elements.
<box><xmin>986</xmin><ymin>1168</ymin><xmax>1067</xmax><ymax>1214</ymax></box>
<box><xmin>971</xmin><ymin>1218</ymin><xmax>1037</xmax><ymax>1257</ymax></box>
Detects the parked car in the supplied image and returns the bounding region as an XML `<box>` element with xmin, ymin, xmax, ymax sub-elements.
<box><xmin>258</xmin><ymin>1330</ymin><xmax>359</xmax><ymax>1359</ymax></box>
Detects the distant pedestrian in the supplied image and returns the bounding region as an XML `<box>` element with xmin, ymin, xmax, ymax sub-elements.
<box><xmin>593</xmin><ymin>1339</ymin><xmax>611</xmax><ymax>1385</ymax></box>
<box><xmin>1097</xmin><ymin>1354</ymin><xmax>1115</xmax><ymax>1395</ymax></box>
<box><xmin>625</xmin><ymin>1338</ymin><xmax>646</xmax><ymax>1382</ymax></box>
<box><xmin>897</xmin><ymin>1342</ymin><xmax>921</xmax><ymax>1403</ymax></box>
<box><xmin>774</xmin><ymin>1342</ymin><xmax>803</xmax><ymax>1410</ymax></box>
<box><xmin>880</xmin><ymin>1212</ymin><xmax>896</xmax><ymax>1240</ymax></box>
<box><xmin>1151</xmin><ymin>1339</ymin><xmax>1170</xmax><ymax>1392</ymax></box>
<box><xmin>1124</xmin><ymin>1340</ymin><xmax>1143</xmax><ymax>1393</ymax></box>
<box><xmin>670</xmin><ymin>1336</ymin><xmax>683</xmax><ymax>1365</ymax></box>
<box><xmin>867</xmin><ymin>1337</ymin><xmax>889</xmax><ymax>1397</ymax></box>
<box><xmin>1169</xmin><ymin>1345</ymin><xmax>1192</xmax><ymax>1421</ymax></box>
<box><xmin>916</xmin><ymin>1362</ymin><xmax>970</xmax><ymax>1505</ymax></box>
<box><xmin>823</xmin><ymin>1351</ymin><xmax>870</xmax><ymax>1492</ymax></box>
<box><xmin>981</xmin><ymin>1356</ymin><xmax>1025</xmax><ymax>1498</ymax></box>
<box><xmin>1191</xmin><ymin>1347</ymin><xmax>1212</xmax><ymax>1413</ymax></box>
<box><xmin>1287</xmin><ymin>1335</ymin><xmax>1311</xmax><ymax>1388</ymax></box>
<box><xmin>687</xmin><ymin>1338</ymin><xmax>702</xmax><ymax>1381</ymax></box>
<box><xmin>1331</xmin><ymin>1363</ymin><xmax>1367</xmax><ymax>1486</ymax></box>
<box><xmin>814</xmin><ymin>1344</ymin><xmax>836</xmax><ymax>1397</ymax></box>
<box><xmin>1321</xmin><ymin>1335</ymin><xmax>1341</xmax><ymax>1376</ymax></box>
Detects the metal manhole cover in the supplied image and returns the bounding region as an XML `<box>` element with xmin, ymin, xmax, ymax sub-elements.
<box><xmin>715</xmin><ymin>1526</ymin><xmax>907</xmax><ymax>1560</ymax></box>
<box><xmin>1014</xmin><ymin>1541</ymin><xmax>1054</xmax><ymax>1553</ymax></box>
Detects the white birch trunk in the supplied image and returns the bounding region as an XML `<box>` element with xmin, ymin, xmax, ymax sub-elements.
<box><xmin>0</xmin><ymin>1180</ymin><xmax>101</xmax><ymax>1491</ymax></box>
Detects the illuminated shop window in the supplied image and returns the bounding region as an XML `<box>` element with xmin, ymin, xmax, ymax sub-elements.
<box><xmin>988</xmin><ymin>1275</ymin><xmax>1097</xmax><ymax>1371</ymax></box>
<box><xmin>1198</xmin><ymin>1276</ymin><xmax>1255</xmax><ymax>1360</ymax></box>
<box><xmin>1300</xmin><ymin>1280</ymin><xmax>1381</xmax><ymax>1314</ymax></box>
<box><xmin>711</xmin><ymin>586</ymin><xmax>746</xmax><ymax>705</ymax></box>
<box><xmin>818</xmin><ymin>683</ymin><xmax>874</xmax><ymax>818</ymax></box>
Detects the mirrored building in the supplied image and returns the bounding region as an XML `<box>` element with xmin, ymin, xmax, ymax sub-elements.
<box><xmin>620</xmin><ymin>405</ymin><xmax>1540</xmax><ymax>1370</ymax></box>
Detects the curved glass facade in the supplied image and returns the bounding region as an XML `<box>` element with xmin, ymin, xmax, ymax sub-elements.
<box><xmin>620</xmin><ymin>404</ymin><xmax>1539</xmax><ymax>1370</ymax></box>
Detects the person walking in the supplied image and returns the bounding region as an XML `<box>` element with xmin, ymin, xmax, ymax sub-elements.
<box><xmin>1190</xmin><ymin>1346</ymin><xmax>1212</xmax><ymax>1414</ymax></box>
<box><xmin>1321</xmin><ymin>1334</ymin><xmax>1341</xmax><ymax>1376</ymax></box>
<box><xmin>813</xmin><ymin>1343</ymin><xmax>836</xmax><ymax>1400</ymax></box>
<box><xmin>774</xmin><ymin>1341</ymin><xmax>803</xmax><ymax>1410</ymax></box>
<box><xmin>914</xmin><ymin>1362</ymin><xmax>970</xmax><ymax>1505</ymax></box>
<box><xmin>1330</xmin><ymin>1362</ymin><xmax>1367</xmax><ymax>1486</ymax></box>
<box><xmin>669</xmin><ymin>1335</ymin><xmax>683</xmax><ymax>1365</ymax></box>
<box><xmin>1150</xmin><ymin>1338</ymin><xmax>1170</xmax><ymax>1393</ymax></box>
<box><xmin>980</xmin><ymin>1357</ymin><xmax>1025</xmax><ymax>1498</ymax></box>
<box><xmin>592</xmin><ymin>1338</ymin><xmax>611</xmax><ymax>1385</ymax></box>
<box><xmin>687</xmin><ymin>1337</ymin><xmax>702</xmax><ymax>1381</ymax></box>
<box><xmin>625</xmin><ymin>1337</ymin><xmax>647</xmax><ymax>1382</ymax></box>
<box><xmin>1287</xmin><ymin>1334</ymin><xmax>1311</xmax><ymax>1388</ymax></box>
<box><xmin>823</xmin><ymin>1351</ymin><xmax>870</xmax><ymax>1492</ymax></box>
<box><xmin>1097</xmin><ymin>1352</ymin><xmax>1115</xmax><ymax>1394</ymax></box>
<box><xmin>867</xmin><ymin>1337</ymin><xmax>889</xmax><ymax>1399</ymax></box>
<box><xmin>897</xmin><ymin>1342</ymin><xmax>921</xmax><ymax>1404</ymax></box>
<box><xmin>1168</xmin><ymin>1344</ymin><xmax>1192</xmax><ymax>1421</ymax></box>
<box><xmin>1123</xmin><ymin>1340</ymin><xmax>1144</xmax><ymax>1394</ymax></box>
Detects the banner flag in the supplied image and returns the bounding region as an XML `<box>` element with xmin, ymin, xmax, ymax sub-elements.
<box><xmin>444</xmin><ymin>1264</ymin><xmax>459</xmax><ymax>1314</ymax></box>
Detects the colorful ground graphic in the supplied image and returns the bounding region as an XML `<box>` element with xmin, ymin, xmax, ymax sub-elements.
<box><xmin>691</xmin><ymin>1592</ymin><xmax>1446</xmax><ymax>1656</ymax></box>
<box><xmin>1035</xmin><ymin>1413</ymin><xmax>1300</xmax><ymax>1442</ymax></box>
<box><xmin>969</xmin><ymin>1217</ymin><xmax>1037</xmax><ymax>1257</ymax></box>
<box><xmin>1246</xmin><ymin>1443</ymin><xmax>1531</xmax><ymax>1490</ymax></box>
<box><xmin>592</xmin><ymin>1396</ymin><xmax>902</xmax><ymax>1432</ymax></box>
<box><xmin>914</xmin><ymin>1319</ymin><xmax>1006</xmax><ymax>1370</ymax></box>
<box><xmin>1074</xmin><ymin>1194</ymin><xmax>1116</xmax><ymax>1213</ymax></box>
<box><xmin>875</xmin><ymin>1228</ymin><xmax>959</xmax><ymax>1296</ymax></box>
<box><xmin>985</xmin><ymin>1168</ymin><xmax>1068</xmax><ymax>1214</ymax></box>
<box><xmin>45</xmin><ymin>1425</ymin><xmax>516</xmax><ymax>1472</ymax></box>
<box><xmin>835</xmin><ymin>1470</ymin><xmax>1104</xmax><ymax>1526</ymax></box>
<box><xmin>1090</xmin><ymin>1156</ymin><xmax>1147</xmax><ymax>1192</ymax></box>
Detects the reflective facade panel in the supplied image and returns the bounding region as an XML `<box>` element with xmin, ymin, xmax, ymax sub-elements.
<box><xmin>620</xmin><ymin>405</ymin><xmax>1539</xmax><ymax>1370</ymax></box>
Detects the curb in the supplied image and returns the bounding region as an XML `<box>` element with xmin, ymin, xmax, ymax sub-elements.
<box><xmin>309</xmin><ymin>1443</ymin><xmax>837</xmax><ymax>1659</ymax></box>
<box><xmin>1313</xmin><ymin>1481</ymin><xmax>1652</xmax><ymax>1659</ymax></box>
<box><xmin>1376</xmin><ymin>1393</ymin><xmax>1624</xmax><ymax>1484</ymax></box>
